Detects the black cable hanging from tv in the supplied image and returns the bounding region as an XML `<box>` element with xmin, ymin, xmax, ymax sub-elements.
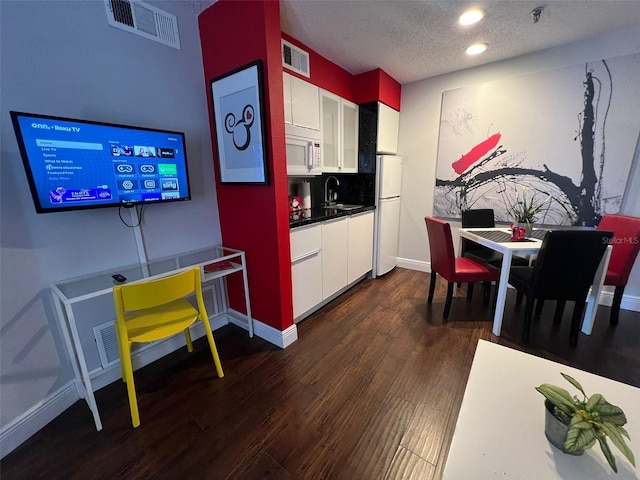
<box><xmin>118</xmin><ymin>204</ymin><xmax>144</xmax><ymax>227</ymax></box>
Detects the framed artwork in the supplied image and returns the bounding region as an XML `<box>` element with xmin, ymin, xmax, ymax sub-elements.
<box><xmin>210</xmin><ymin>60</ymin><xmax>269</xmax><ymax>184</ymax></box>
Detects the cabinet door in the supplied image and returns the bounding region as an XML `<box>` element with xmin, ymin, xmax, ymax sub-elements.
<box><xmin>291</xmin><ymin>75</ymin><xmax>320</xmax><ymax>130</ymax></box>
<box><xmin>291</xmin><ymin>225</ymin><xmax>323</xmax><ymax>320</ymax></box>
<box><xmin>377</xmin><ymin>102</ymin><xmax>400</xmax><ymax>154</ymax></box>
<box><xmin>322</xmin><ymin>218</ymin><xmax>348</xmax><ymax>299</ymax></box>
<box><xmin>341</xmin><ymin>100</ymin><xmax>359</xmax><ymax>173</ymax></box>
<box><xmin>291</xmin><ymin>251</ymin><xmax>323</xmax><ymax>319</ymax></box>
<box><xmin>348</xmin><ymin>212</ymin><xmax>374</xmax><ymax>283</ymax></box>
<box><xmin>283</xmin><ymin>72</ymin><xmax>293</xmax><ymax>125</ymax></box>
<box><xmin>321</xmin><ymin>91</ymin><xmax>340</xmax><ymax>172</ymax></box>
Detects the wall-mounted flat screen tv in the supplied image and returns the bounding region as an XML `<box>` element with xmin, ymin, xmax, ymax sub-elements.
<box><xmin>10</xmin><ymin>111</ymin><xmax>191</xmax><ymax>213</ymax></box>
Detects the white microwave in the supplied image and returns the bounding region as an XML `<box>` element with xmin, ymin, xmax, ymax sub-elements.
<box><xmin>286</xmin><ymin>127</ymin><xmax>322</xmax><ymax>176</ymax></box>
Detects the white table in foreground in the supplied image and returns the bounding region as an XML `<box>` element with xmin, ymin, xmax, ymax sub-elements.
<box><xmin>443</xmin><ymin>340</ymin><xmax>639</xmax><ymax>479</ymax></box>
<box><xmin>458</xmin><ymin>227</ymin><xmax>611</xmax><ymax>337</ymax></box>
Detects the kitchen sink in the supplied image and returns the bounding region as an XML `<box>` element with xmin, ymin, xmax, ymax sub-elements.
<box><xmin>323</xmin><ymin>203</ymin><xmax>363</xmax><ymax>211</ymax></box>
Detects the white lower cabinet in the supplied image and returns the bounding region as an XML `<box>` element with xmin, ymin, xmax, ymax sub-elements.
<box><xmin>322</xmin><ymin>217</ymin><xmax>349</xmax><ymax>300</ymax></box>
<box><xmin>348</xmin><ymin>211</ymin><xmax>374</xmax><ymax>283</ymax></box>
<box><xmin>290</xmin><ymin>211</ymin><xmax>374</xmax><ymax>321</ymax></box>
<box><xmin>290</xmin><ymin>224</ymin><xmax>323</xmax><ymax>319</ymax></box>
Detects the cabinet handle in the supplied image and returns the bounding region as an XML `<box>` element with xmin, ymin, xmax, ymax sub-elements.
<box><xmin>291</xmin><ymin>248</ymin><xmax>321</xmax><ymax>264</ymax></box>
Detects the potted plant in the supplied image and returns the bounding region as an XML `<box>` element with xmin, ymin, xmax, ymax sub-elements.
<box><xmin>536</xmin><ymin>373</ymin><xmax>635</xmax><ymax>473</ymax></box>
<box><xmin>506</xmin><ymin>185</ymin><xmax>550</xmax><ymax>237</ymax></box>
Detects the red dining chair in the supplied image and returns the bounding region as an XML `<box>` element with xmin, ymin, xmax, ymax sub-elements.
<box><xmin>425</xmin><ymin>216</ymin><xmax>500</xmax><ymax>320</ymax></box>
<box><xmin>597</xmin><ymin>214</ymin><xmax>640</xmax><ymax>325</ymax></box>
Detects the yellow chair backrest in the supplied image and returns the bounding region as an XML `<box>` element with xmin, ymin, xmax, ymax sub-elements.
<box><xmin>116</xmin><ymin>267</ymin><xmax>201</xmax><ymax>312</ymax></box>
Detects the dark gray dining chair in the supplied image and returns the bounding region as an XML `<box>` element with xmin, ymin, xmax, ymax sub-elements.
<box><xmin>508</xmin><ymin>229</ymin><xmax>613</xmax><ymax>346</ymax></box>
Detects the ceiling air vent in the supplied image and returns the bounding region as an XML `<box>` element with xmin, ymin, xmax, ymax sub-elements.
<box><xmin>282</xmin><ymin>39</ymin><xmax>310</xmax><ymax>77</ymax></box>
<box><xmin>104</xmin><ymin>0</ymin><xmax>181</xmax><ymax>50</ymax></box>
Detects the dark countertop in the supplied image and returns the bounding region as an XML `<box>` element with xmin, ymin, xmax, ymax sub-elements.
<box><xmin>289</xmin><ymin>204</ymin><xmax>375</xmax><ymax>229</ymax></box>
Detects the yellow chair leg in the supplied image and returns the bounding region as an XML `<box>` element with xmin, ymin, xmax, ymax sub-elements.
<box><xmin>115</xmin><ymin>324</ymin><xmax>126</xmax><ymax>383</ymax></box>
<box><xmin>201</xmin><ymin>319</ymin><xmax>224</xmax><ymax>378</ymax></box>
<box><xmin>121</xmin><ymin>342</ymin><xmax>140</xmax><ymax>427</ymax></box>
<box><xmin>184</xmin><ymin>327</ymin><xmax>193</xmax><ymax>353</ymax></box>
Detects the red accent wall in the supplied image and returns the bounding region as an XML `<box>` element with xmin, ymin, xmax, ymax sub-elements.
<box><xmin>281</xmin><ymin>33</ymin><xmax>401</xmax><ymax>109</ymax></box>
<box><xmin>199</xmin><ymin>0</ymin><xmax>293</xmax><ymax>332</ymax></box>
<box><xmin>281</xmin><ymin>33</ymin><xmax>355</xmax><ymax>102</ymax></box>
<box><xmin>353</xmin><ymin>69</ymin><xmax>402</xmax><ymax>110</ymax></box>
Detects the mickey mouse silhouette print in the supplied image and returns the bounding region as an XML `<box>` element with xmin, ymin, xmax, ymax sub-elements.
<box><xmin>224</xmin><ymin>104</ymin><xmax>255</xmax><ymax>151</ymax></box>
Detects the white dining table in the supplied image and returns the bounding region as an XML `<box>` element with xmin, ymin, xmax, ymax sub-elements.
<box><xmin>458</xmin><ymin>227</ymin><xmax>612</xmax><ymax>337</ymax></box>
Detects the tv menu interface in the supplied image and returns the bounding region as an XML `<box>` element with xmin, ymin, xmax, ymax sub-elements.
<box><xmin>13</xmin><ymin>113</ymin><xmax>190</xmax><ymax>211</ymax></box>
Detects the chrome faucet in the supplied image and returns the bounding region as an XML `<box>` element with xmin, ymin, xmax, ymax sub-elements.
<box><xmin>324</xmin><ymin>175</ymin><xmax>340</xmax><ymax>205</ymax></box>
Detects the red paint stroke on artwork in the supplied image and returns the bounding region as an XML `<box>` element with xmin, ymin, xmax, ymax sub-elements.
<box><xmin>451</xmin><ymin>133</ymin><xmax>502</xmax><ymax>174</ymax></box>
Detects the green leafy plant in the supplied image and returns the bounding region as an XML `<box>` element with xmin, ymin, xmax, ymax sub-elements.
<box><xmin>506</xmin><ymin>185</ymin><xmax>550</xmax><ymax>225</ymax></box>
<box><xmin>536</xmin><ymin>373</ymin><xmax>635</xmax><ymax>473</ymax></box>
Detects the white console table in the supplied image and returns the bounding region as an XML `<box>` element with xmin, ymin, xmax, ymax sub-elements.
<box><xmin>50</xmin><ymin>245</ymin><xmax>253</xmax><ymax>431</ymax></box>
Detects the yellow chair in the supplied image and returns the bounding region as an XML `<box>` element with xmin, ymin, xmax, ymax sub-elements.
<box><xmin>112</xmin><ymin>266</ymin><xmax>224</xmax><ymax>427</ymax></box>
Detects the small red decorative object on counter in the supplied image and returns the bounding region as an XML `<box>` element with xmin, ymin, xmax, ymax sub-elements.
<box><xmin>289</xmin><ymin>195</ymin><xmax>301</xmax><ymax>212</ymax></box>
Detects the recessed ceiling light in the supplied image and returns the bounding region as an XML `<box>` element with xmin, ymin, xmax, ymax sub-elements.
<box><xmin>459</xmin><ymin>8</ymin><xmax>485</xmax><ymax>26</ymax></box>
<box><xmin>466</xmin><ymin>43</ymin><xmax>488</xmax><ymax>55</ymax></box>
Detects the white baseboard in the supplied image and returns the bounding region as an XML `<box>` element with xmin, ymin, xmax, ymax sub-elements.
<box><xmin>597</xmin><ymin>289</ymin><xmax>640</xmax><ymax>312</ymax></box>
<box><xmin>257</xmin><ymin>322</ymin><xmax>298</xmax><ymax>348</ymax></box>
<box><xmin>396</xmin><ymin>257</ymin><xmax>429</xmax><ymax>272</ymax></box>
<box><xmin>228</xmin><ymin>308</ymin><xmax>298</xmax><ymax>349</ymax></box>
<box><xmin>0</xmin><ymin>382</ymin><xmax>78</xmax><ymax>459</ymax></box>
<box><xmin>398</xmin><ymin>260</ymin><xmax>640</xmax><ymax>313</ymax></box>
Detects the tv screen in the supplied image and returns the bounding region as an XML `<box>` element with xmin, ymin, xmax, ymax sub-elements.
<box><xmin>10</xmin><ymin>111</ymin><xmax>191</xmax><ymax>213</ymax></box>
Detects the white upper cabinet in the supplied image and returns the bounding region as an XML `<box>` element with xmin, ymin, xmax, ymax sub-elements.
<box><xmin>342</xmin><ymin>99</ymin><xmax>358</xmax><ymax>172</ymax></box>
<box><xmin>321</xmin><ymin>91</ymin><xmax>340</xmax><ymax>171</ymax></box>
<box><xmin>283</xmin><ymin>72</ymin><xmax>320</xmax><ymax>131</ymax></box>
<box><xmin>376</xmin><ymin>102</ymin><xmax>400</xmax><ymax>155</ymax></box>
<box><xmin>320</xmin><ymin>89</ymin><xmax>359</xmax><ymax>173</ymax></box>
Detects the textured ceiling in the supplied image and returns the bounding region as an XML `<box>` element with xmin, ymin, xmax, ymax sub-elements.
<box><xmin>188</xmin><ymin>0</ymin><xmax>640</xmax><ymax>85</ymax></box>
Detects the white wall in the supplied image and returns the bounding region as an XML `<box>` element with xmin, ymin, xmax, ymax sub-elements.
<box><xmin>397</xmin><ymin>25</ymin><xmax>640</xmax><ymax>300</ymax></box>
<box><xmin>0</xmin><ymin>0</ymin><xmax>221</xmax><ymax>451</ymax></box>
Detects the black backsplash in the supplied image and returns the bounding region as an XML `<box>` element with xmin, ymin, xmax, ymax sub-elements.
<box><xmin>358</xmin><ymin>101</ymin><xmax>378</xmax><ymax>174</ymax></box>
<box><xmin>302</xmin><ymin>172</ymin><xmax>375</xmax><ymax>207</ymax></box>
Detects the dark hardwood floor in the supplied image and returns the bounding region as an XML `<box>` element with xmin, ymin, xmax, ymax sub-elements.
<box><xmin>2</xmin><ymin>268</ymin><xmax>639</xmax><ymax>479</ymax></box>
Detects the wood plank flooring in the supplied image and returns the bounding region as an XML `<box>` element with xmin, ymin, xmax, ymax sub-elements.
<box><xmin>2</xmin><ymin>268</ymin><xmax>639</xmax><ymax>479</ymax></box>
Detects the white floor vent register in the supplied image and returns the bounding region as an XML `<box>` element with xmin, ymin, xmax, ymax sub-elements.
<box><xmin>104</xmin><ymin>0</ymin><xmax>180</xmax><ymax>50</ymax></box>
<box><xmin>93</xmin><ymin>321</ymin><xmax>120</xmax><ymax>368</ymax></box>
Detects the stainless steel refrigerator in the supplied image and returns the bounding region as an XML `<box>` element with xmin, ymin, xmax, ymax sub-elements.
<box><xmin>373</xmin><ymin>155</ymin><xmax>403</xmax><ymax>277</ymax></box>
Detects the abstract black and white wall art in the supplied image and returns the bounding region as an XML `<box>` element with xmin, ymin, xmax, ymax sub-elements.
<box><xmin>434</xmin><ymin>53</ymin><xmax>640</xmax><ymax>226</ymax></box>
